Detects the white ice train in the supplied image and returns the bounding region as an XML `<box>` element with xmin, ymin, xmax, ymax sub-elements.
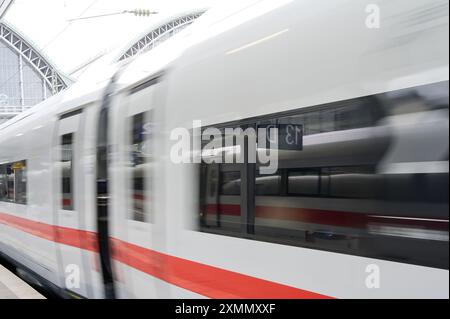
<box><xmin>0</xmin><ymin>0</ymin><xmax>449</xmax><ymax>299</ymax></box>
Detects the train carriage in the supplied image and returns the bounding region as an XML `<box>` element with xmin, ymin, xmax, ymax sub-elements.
<box><xmin>0</xmin><ymin>0</ymin><xmax>448</xmax><ymax>299</ymax></box>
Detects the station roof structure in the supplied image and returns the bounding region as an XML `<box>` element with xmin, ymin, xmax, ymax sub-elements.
<box><xmin>117</xmin><ymin>10</ymin><xmax>205</xmax><ymax>62</ymax></box>
<box><xmin>0</xmin><ymin>21</ymin><xmax>71</xmax><ymax>123</ymax></box>
<box><xmin>69</xmin><ymin>9</ymin><xmax>206</xmax><ymax>78</ymax></box>
<box><xmin>1</xmin><ymin>3</ymin><xmax>207</xmax><ymax>124</ymax></box>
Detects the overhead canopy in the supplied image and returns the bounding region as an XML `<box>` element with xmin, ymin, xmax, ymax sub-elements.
<box><xmin>0</xmin><ymin>21</ymin><xmax>70</xmax><ymax>123</ymax></box>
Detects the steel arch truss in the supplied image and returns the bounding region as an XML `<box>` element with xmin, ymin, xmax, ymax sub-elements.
<box><xmin>118</xmin><ymin>12</ymin><xmax>205</xmax><ymax>61</ymax></box>
<box><xmin>0</xmin><ymin>22</ymin><xmax>68</xmax><ymax>93</ymax></box>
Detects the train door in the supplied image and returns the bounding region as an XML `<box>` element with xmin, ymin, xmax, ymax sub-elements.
<box><xmin>54</xmin><ymin>110</ymin><xmax>91</xmax><ymax>298</ymax></box>
<box><xmin>108</xmin><ymin>91</ymin><xmax>133</xmax><ymax>298</ymax></box>
<box><xmin>119</xmin><ymin>80</ymin><xmax>159</xmax><ymax>298</ymax></box>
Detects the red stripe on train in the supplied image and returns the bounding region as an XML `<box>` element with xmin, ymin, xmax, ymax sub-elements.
<box><xmin>0</xmin><ymin>212</ymin><xmax>331</xmax><ymax>299</ymax></box>
<box><xmin>0</xmin><ymin>212</ymin><xmax>98</xmax><ymax>252</ymax></box>
<box><xmin>205</xmin><ymin>204</ymin><xmax>449</xmax><ymax>230</ymax></box>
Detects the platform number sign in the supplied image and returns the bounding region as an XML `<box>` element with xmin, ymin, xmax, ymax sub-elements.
<box><xmin>281</xmin><ymin>124</ymin><xmax>303</xmax><ymax>150</ymax></box>
<box><xmin>261</xmin><ymin>123</ymin><xmax>303</xmax><ymax>151</ymax></box>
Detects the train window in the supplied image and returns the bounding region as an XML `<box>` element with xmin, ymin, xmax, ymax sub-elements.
<box><xmin>385</xmin><ymin>81</ymin><xmax>449</xmax><ymax>115</ymax></box>
<box><xmin>277</xmin><ymin>96</ymin><xmax>383</xmax><ymax>136</ymax></box>
<box><xmin>5</xmin><ymin>164</ymin><xmax>15</xmax><ymax>202</ymax></box>
<box><xmin>0</xmin><ymin>165</ymin><xmax>8</xmax><ymax>201</ymax></box>
<box><xmin>197</xmin><ymin>81</ymin><xmax>449</xmax><ymax>269</ymax></box>
<box><xmin>255</xmin><ymin>171</ymin><xmax>282</xmax><ymax>196</ymax></box>
<box><xmin>61</xmin><ymin>133</ymin><xmax>74</xmax><ymax>210</ymax></box>
<box><xmin>220</xmin><ymin>171</ymin><xmax>241</xmax><ymax>196</ymax></box>
<box><xmin>0</xmin><ymin>161</ymin><xmax>27</xmax><ymax>204</ymax></box>
<box><xmin>383</xmin><ymin>173</ymin><xmax>449</xmax><ymax>204</ymax></box>
<box><xmin>13</xmin><ymin>161</ymin><xmax>27</xmax><ymax>204</ymax></box>
<box><xmin>200</xmin><ymin>165</ymin><xmax>242</xmax><ymax>234</ymax></box>
<box><xmin>129</xmin><ymin>112</ymin><xmax>152</xmax><ymax>222</ymax></box>
<box><xmin>288</xmin><ymin>170</ymin><xmax>320</xmax><ymax>196</ymax></box>
<box><xmin>323</xmin><ymin>166</ymin><xmax>384</xmax><ymax>200</ymax></box>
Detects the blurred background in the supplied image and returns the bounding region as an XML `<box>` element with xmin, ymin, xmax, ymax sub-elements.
<box><xmin>0</xmin><ymin>0</ymin><xmax>236</xmax><ymax>124</ymax></box>
<box><xmin>2</xmin><ymin>0</ymin><xmax>228</xmax><ymax>74</ymax></box>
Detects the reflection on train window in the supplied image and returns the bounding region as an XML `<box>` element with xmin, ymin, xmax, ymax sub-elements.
<box><xmin>288</xmin><ymin>170</ymin><xmax>320</xmax><ymax>196</ymax></box>
<box><xmin>200</xmin><ymin>165</ymin><xmax>242</xmax><ymax>234</ymax></box>
<box><xmin>322</xmin><ymin>166</ymin><xmax>384</xmax><ymax>199</ymax></box>
<box><xmin>6</xmin><ymin>165</ymin><xmax>14</xmax><ymax>202</ymax></box>
<box><xmin>278</xmin><ymin>96</ymin><xmax>384</xmax><ymax>136</ymax></box>
<box><xmin>198</xmin><ymin>81</ymin><xmax>449</xmax><ymax>269</ymax></box>
<box><xmin>14</xmin><ymin>161</ymin><xmax>27</xmax><ymax>204</ymax></box>
<box><xmin>220</xmin><ymin>171</ymin><xmax>241</xmax><ymax>196</ymax></box>
<box><xmin>130</xmin><ymin>112</ymin><xmax>152</xmax><ymax>222</ymax></box>
<box><xmin>0</xmin><ymin>161</ymin><xmax>27</xmax><ymax>204</ymax></box>
<box><xmin>0</xmin><ymin>165</ymin><xmax>6</xmax><ymax>201</ymax></box>
<box><xmin>255</xmin><ymin>171</ymin><xmax>282</xmax><ymax>196</ymax></box>
<box><xmin>61</xmin><ymin>133</ymin><xmax>74</xmax><ymax>210</ymax></box>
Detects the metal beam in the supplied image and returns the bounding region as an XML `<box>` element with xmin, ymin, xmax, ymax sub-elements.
<box><xmin>118</xmin><ymin>11</ymin><xmax>205</xmax><ymax>61</ymax></box>
<box><xmin>0</xmin><ymin>0</ymin><xmax>13</xmax><ymax>19</ymax></box>
<box><xmin>0</xmin><ymin>22</ymin><xmax>68</xmax><ymax>93</ymax></box>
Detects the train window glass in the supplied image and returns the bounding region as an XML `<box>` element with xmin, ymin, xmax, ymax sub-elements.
<box><xmin>383</xmin><ymin>173</ymin><xmax>449</xmax><ymax>204</ymax></box>
<box><xmin>385</xmin><ymin>81</ymin><xmax>449</xmax><ymax>115</ymax></box>
<box><xmin>305</xmin><ymin>112</ymin><xmax>321</xmax><ymax>135</ymax></box>
<box><xmin>0</xmin><ymin>165</ymin><xmax>7</xmax><ymax>201</ymax></box>
<box><xmin>279</xmin><ymin>96</ymin><xmax>382</xmax><ymax>136</ymax></box>
<box><xmin>255</xmin><ymin>171</ymin><xmax>281</xmax><ymax>196</ymax></box>
<box><xmin>197</xmin><ymin>82</ymin><xmax>449</xmax><ymax>269</ymax></box>
<box><xmin>0</xmin><ymin>161</ymin><xmax>27</xmax><ymax>204</ymax></box>
<box><xmin>253</xmin><ymin>164</ymin><xmax>448</xmax><ymax>269</ymax></box>
<box><xmin>323</xmin><ymin>166</ymin><xmax>384</xmax><ymax>200</ymax></box>
<box><xmin>421</xmin><ymin>173</ymin><xmax>449</xmax><ymax>204</ymax></box>
<box><xmin>320</xmin><ymin>109</ymin><xmax>336</xmax><ymax>132</ymax></box>
<box><xmin>61</xmin><ymin>133</ymin><xmax>74</xmax><ymax>210</ymax></box>
<box><xmin>220</xmin><ymin>171</ymin><xmax>241</xmax><ymax>196</ymax></box>
<box><xmin>6</xmin><ymin>164</ymin><xmax>14</xmax><ymax>202</ymax></box>
<box><xmin>129</xmin><ymin>112</ymin><xmax>152</xmax><ymax>222</ymax></box>
<box><xmin>288</xmin><ymin>170</ymin><xmax>320</xmax><ymax>196</ymax></box>
<box><xmin>199</xmin><ymin>123</ymin><xmax>249</xmax><ymax>235</ymax></box>
<box><xmin>335</xmin><ymin>98</ymin><xmax>382</xmax><ymax>131</ymax></box>
<box><xmin>200</xmin><ymin>164</ymin><xmax>242</xmax><ymax>234</ymax></box>
<box><xmin>13</xmin><ymin>161</ymin><xmax>27</xmax><ymax>204</ymax></box>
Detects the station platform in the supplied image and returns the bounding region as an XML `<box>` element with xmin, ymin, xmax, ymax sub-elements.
<box><xmin>0</xmin><ymin>264</ymin><xmax>45</xmax><ymax>299</ymax></box>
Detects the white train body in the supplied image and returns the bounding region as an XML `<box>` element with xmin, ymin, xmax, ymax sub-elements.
<box><xmin>0</xmin><ymin>0</ymin><xmax>449</xmax><ymax>298</ymax></box>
